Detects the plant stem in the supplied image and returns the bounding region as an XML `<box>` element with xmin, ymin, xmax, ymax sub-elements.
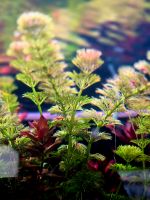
<box><xmin>104</xmin><ymin>100</ymin><xmax>123</xmax><ymax>121</ymax></box>
<box><xmin>86</xmin><ymin>139</ymin><xmax>92</xmax><ymax>159</ymax></box>
<box><xmin>65</xmin><ymin>88</ymin><xmax>84</xmax><ymax>176</ymax></box>
<box><xmin>49</xmin><ymin>78</ymin><xmax>67</xmax><ymax>118</ymax></box>
<box><xmin>31</xmin><ymin>86</ymin><xmax>42</xmax><ymax>115</ymax></box>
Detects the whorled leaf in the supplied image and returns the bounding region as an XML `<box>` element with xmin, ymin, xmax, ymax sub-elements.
<box><xmin>69</xmin><ymin>71</ymin><xmax>101</xmax><ymax>90</ymax></box>
<box><xmin>80</xmin><ymin>109</ymin><xmax>103</xmax><ymax>121</ymax></box>
<box><xmin>135</xmin><ymin>154</ymin><xmax>150</xmax><ymax>162</ymax></box>
<box><xmin>125</xmin><ymin>96</ymin><xmax>150</xmax><ymax>111</ymax></box>
<box><xmin>48</xmin><ymin>105</ymin><xmax>62</xmax><ymax>114</ymax></box>
<box><xmin>1</xmin><ymin>91</ymin><xmax>19</xmax><ymax>112</ymax></box>
<box><xmin>91</xmin><ymin>96</ymin><xmax>125</xmax><ymax>114</ymax></box>
<box><xmin>17</xmin><ymin>73</ymin><xmax>39</xmax><ymax>88</ymax></box>
<box><xmin>23</xmin><ymin>91</ymin><xmax>47</xmax><ymax>106</ymax></box>
<box><xmin>53</xmin><ymin>130</ymin><xmax>67</xmax><ymax>139</ymax></box>
<box><xmin>55</xmin><ymin>94</ymin><xmax>92</xmax><ymax>114</ymax></box>
<box><xmin>89</xmin><ymin>153</ymin><xmax>105</xmax><ymax>161</ymax></box>
<box><xmin>111</xmin><ymin>163</ymin><xmax>138</xmax><ymax>171</ymax></box>
<box><xmin>115</xmin><ymin>145</ymin><xmax>143</xmax><ymax>163</ymax></box>
<box><xmin>91</xmin><ymin>129</ymin><xmax>112</xmax><ymax>142</ymax></box>
<box><xmin>133</xmin><ymin>116</ymin><xmax>150</xmax><ymax>135</ymax></box>
<box><xmin>131</xmin><ymin>138</ymin><xmax>150</xmax><ymax>149</ymax></box>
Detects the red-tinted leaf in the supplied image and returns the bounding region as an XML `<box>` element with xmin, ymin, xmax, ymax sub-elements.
<box><xmin>21</xmin><ymin>131</ymin><xmax>38</xmax><ymax>141</ymax></box>
<box><xmin>104</xmin><ymin>160</ymin><xmax>115</xmax><ymax>173</ymax></box>
<box><xmin>107</xmin><ymin>122</ymin><xmax>137</xmax><ymax>143</ymax></box>
<box><xmin>21</xmin><ymin>116</ymin><xmax>61</xmax><ymax>154</ymax></box>
<box><xmin>29</xmin><ymin>115</ymin><xmax>49</xmax><ymax>141</ymax></box>
<box><xmin>44</xmin><ymin>138</ymin><xmax>61</xmax><ymax>153</ymax></box>
<box><xmin>87</xmin><ymin>160</ymin><xmax>99</xmax><ymax>171</ymax></box>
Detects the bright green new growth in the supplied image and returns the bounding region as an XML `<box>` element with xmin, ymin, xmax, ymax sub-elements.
<box><xmin>115</xmin><ymin>145</ymin><xmax>143</xmax><ymax>163</ymax></box>
<box><xmin>133</xmin><ymin>116</ymin><xmax>150</xmax><ymax>134</ymax></box>
<box><xmin>0</xmin><ymin>77</ymin><xmax>25</xmax><ymax>147</ymax></box>
<box><xmin>0</xmin><ymin>76</ymin><xmax>18</xmax><ymax>113</ymax></box>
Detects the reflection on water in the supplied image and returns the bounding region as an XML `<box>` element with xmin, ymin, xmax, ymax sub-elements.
<box><xmin>0</xmin><ymin>145</ymin><xmax>18</xmax><ymax>178</ymax></box>
<box><xmin>118</xmin><ymin>170</ymin><xmax>150</xmax><ymax>199</ymax></box>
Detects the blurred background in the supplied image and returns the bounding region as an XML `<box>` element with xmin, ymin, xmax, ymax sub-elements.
<box><xmin>0</xmin><ymin>0</ymin><xmax>150</xmax><ymax>113</ymax></box>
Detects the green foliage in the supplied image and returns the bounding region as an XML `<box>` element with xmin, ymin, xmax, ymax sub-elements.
<box><xmin>111</xmin><ymin>163</ymin><xmax>138</xmax><ymax>171</ymax></box>
<box><xmin>3</xmin><ymin>10</ymin><xmax>150</xmax><ymax>200</ymax></box>
<box><xmin>112</xmin><ymin>105</ymin><xmax>150</xmax><ymax>199</ymax></box>
<box><xmin>69</xmin><ymin>71</ymin><xmax>100</xmax><ymax>90</ymax></box>
<box><xmin>54</xmin><ymin>94</ymin><xmax>92</xmax><ymax>114</ymax></box>
<box><xmin>89</xmin><ymin>153</ymin><xmax>105</xmax><ymax>161</ymax></box>
<box><xmin>15</xmin><ymin>136</ymin><xmax>31</xmax><ymax>152</ymax></box>
<box><xmin>0</xmin><ymin>100</ymin><xmax>24</xmax><ymax>146</ymax></box>
<box><xmin>1</xmin><ymin>92</ymin><xmax>19</xmax><ymax>113</ymax></box>
<box><xmin>61</xmin><ymin>169</ymin><xmax>104</xmax><ymax>200</ymax></box>
<box><xmin>92</xmin><ymin>131</ymin><xmax>112</xmax><ymax>142</ymax></box>
<box><xmin>115</xmin><ymin>145</ymin><xmax>143</xmax><ymax>163</ymax></box>
<box><xmin>23</xmin><ymin>91</ymin><xmax>47</xmax><ymax>106</ymax></box>
<box><xmin>95</xmin><ymin>83</ymin><xmax>126</xmax><ymax>113</ymax></box>
<box><xmin>132</xmin><ymin>116</ymin><xmax>150</xmax><ymax>134</ymax></box>
<box><xmin>0</xmin><ymin>76</ymin><xmax>17</xmax><ymax>93</ymax></box>
<box><xmin>59</xmin><ymin>144</ymin><xmax>87</xmax><ymax>172</ymax></box>
<box><xmin>83</xmin><ymin>129</ymin><xmax>112</xmax><ymax>143</ymax></box>
<box><xmin>0</xmin><ymin>77</ymin><xmax>19</xmax><ymax>112</ymax></box>
<box><xmin>105</xmin><ymin>193</ymin><xmax>129</xmax><ymax>200</ymax></box>
<box><xmin>16</xmin><ymin>73</ymin><xmax>38</xmax><ymax>88</ymax></box>
<box><xmin>11</xmin><ymin>59</ymin><xmax>36</xmax><ymax>73</ymax></box>
<box><xmin>135</xmin><ymin>154</ymin><xmax>150</xmax><ymax>162</ymax></box>
<box><xmin>131</xmin><ymin>138</ymin><xmax>150</xmax><ymax>149</ymax></box>
<box><xmin>107</xmin><ymin>68</ymin><xmax>150</xmax><ymax>112</ymax></box>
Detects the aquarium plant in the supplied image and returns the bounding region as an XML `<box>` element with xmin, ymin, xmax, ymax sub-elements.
<box><xmin>0</xmin><ymin>11</ymin><xmax>149</xmax><ymax>200</ymax></box>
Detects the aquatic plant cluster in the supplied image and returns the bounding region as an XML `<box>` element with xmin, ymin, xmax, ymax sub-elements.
<box><xmin>0</xmin><ymin>11</ymin><xmax>150</xmax><ymax>200</ymax></box>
